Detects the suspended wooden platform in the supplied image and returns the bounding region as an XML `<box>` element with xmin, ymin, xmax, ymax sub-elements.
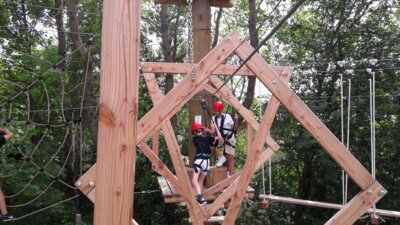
<box><xmin>189</xmin><ymin>216</ymin><xmax>225</xmax><ymax>224</ymax></box>
<box><xmin>158</xmin><ymin>176</ymin><xmax>254</xmax><ymax>203</ymax></box>
<box><xmin>259</xmin><ymin>195</ymin><xmax>400</xmax><ymax>218</ymax></box>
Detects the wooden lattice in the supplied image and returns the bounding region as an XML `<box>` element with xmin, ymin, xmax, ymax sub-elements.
<box><xmin>76</xmin><ymin>30</ymin><xmax>386</xmax><ymax>225</ymax></box>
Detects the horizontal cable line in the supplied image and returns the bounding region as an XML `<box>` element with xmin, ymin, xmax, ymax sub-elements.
<box><xmin>0</xmin><ymin>105</ymin><xmax>97</xmax><ymax>114</ymax></box>
<box><xmin>2</xmin><ymin>0</ymin><xmax>98</xmax><ymax>15</ymax></box>
<box><xmin>0</xmin><ymin>25</ymin><xmax>100</xmax><ymax>36</ymax></box>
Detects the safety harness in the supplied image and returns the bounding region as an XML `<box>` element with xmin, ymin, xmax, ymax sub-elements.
<box><xmin>214</xmin><ymin>114</ymin><xmax>236</xmax><ymax>149</ymax></box>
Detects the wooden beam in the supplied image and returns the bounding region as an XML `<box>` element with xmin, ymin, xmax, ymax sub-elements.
<box><xmin>235</xmin><ymin>41</ymin><xmax>377</xmax><ymax>191</ymax></box>
<box><xmin>94</xmin><ymin>0</ymin><xmax>139</xmax><ymax>224</ymax></box>
<box><xmin>259</xmin><ymin>195</ymin><xmax>400</xmax><ymax>218</ymax></box>
<box><xmin>154</xmin><ymin>0</ymin><xmax>233</xmax><ymax>8</ymax></box>
<box><xmin>141</xmin><ymin>62</ymin><xmax>290</xmax><ymax>76</ymax></box>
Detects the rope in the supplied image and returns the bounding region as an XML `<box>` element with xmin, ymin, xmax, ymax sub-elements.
<box><xmin>344</xmin><ymin>77</ymin><xmax>352</xmax><ymax>204</ymax></box>
<box><xmin>369</xmin><ymin>67</ymin><xmax>377</xmax><ymax>216</ymax></box>
<box><xmin>12</xmin><ymin>195</ymin><xmax>79</xmax><ymax>221</ymax></box>
<box><xmin>259</xmin><ymin>80</ymin><xmax>266</xmax><ymax>200</ymax></box>
<box><xmin>0</xmin><ymin>33</ymin><xmax>91</xmax><ymax>221</ymax></box>
<box><xmin>340</xmin><ymin>74</ymin><xmax>345</xmax><ymax>205</ymax></box>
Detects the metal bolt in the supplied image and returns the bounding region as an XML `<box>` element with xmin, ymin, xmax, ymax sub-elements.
<box><xmin>272</xmin><ymin>80</ymin><xmax>276</xmax><ymax>84</ymax></box>
<box><xmin>77</xmin><ymin>181</ymin><xmax>83</xmax><ymax>187</ymax></box>
<box><xmin>238</xmin><ymin>37</ymin><xmax>243</xmax><ymax>41</ymax></box>
<box><xmin>89</xmin><ymin>181</ymin><xmax>95</xmax><ymax>187</ymax></box>
<box><xmin>227</xmin><ymin>37</ymin><xmax>231</xmax><ymax>41</ymax></box>
<box><xmin>367</xmin><ymin>189</ymin><xmax>373</xmax><ymax>196</ymax></box>
<box><xmin>379</xmin><ymin>189</ymin><xmax>387</xmax><ymax>196</ymax></box>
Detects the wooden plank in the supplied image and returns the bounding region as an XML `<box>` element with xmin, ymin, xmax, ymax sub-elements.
<box><xmin>189</xmin><ymin>216</ymin><xmax>225</xmax><ymax>223</ymax></box>
<box><xmin>247</xmin><ymin>123</ymin><xmax>253</xmax><ymax>150</ymax></box>
<box><xmin>152</xmin><ymin>130</ymin><xmax>160</xmax><ymax>156</ymax></box>
<box><xmin>155</xmin><ymin>0</ymin><xmax>233</xmax><ymax>8</ymax></box>
<box><xmin>259</xmin><ymin>194</ymin><xmax>400</xmax><ymax>218</ymax></box>
<box><xmin>141</xmin><ymin>62</ymin><xmax>290</xmax><ymax>76</ymax></box>
<box><xmin>235</xmin><ymin>41</ymin><xmax>375</xmax><ymax>190</ymax></box>
<box><xmin>157</xmin><ymin>176</ymin><xmax>173</xmax><ymax>197</ymax></box>
<box><xmin>75</xmin><ymin>163</ymin><xmax>96</xmax><ymax>195</ymax></box>
<box><xmin>326</xmin><ymin>181</ymin><xmax>386</xmax><ymax>224</ymax></box>
<box><xmin>94</xmin><ymin>0</ymin><xmax>139</xmax><ymax>224</ymax></box>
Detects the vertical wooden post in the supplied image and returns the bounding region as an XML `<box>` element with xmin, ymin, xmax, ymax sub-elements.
<box><xmin>94</xmin><ymin>0</ymin><xmax>140</xmax><ymax>225</ymax></box>
<box><xmin>188</xmin><ymin>0</ymin><xmax>212</xmax><ymax>166</ymax></box>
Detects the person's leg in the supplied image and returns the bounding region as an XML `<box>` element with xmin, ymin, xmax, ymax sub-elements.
<box><xmin>191</xmin><ymin>169</ymin><xmax>202</xmax><ymax>195</ymax></box>
<box><xmin>224</xmin><ymin>137</ymin><xmax>236</xmax><ymax>175</ymax></box>
<box><xmin>215</xmin><ymin>148</ymin><xmax>226</xmax><ymax>166</ymax></box>
<box><xmin>226</xmin><ymin>153</ymin><xmax>234</xmax><ymax>176</ymax></box>
<box><xmin>198</xmin><ymin>172</ymin><xmax>207</xmax><ymax>192</ymax></box>
<box><xmin>0</xmin><ymin>188</ymin><xmax>8</xmax><ymax>216</ymax></box>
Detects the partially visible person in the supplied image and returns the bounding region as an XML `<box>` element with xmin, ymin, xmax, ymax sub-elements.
<box><xmin>0</xmin><ymin>128</ymin><xmax>13</xmax><ymax>222</ymax></box>
<box><xmin>191</xmin><ymin>123</ymin><xmax>222</xmax><ymax>205</ymax></box>
<box><xmin>210</xmin><ymin>102</ymin><xmax>238</xmax><ymax>176</ymax></box>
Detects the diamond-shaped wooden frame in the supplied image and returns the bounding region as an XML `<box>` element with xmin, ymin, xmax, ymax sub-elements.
<box><xmin>76</xmin><ymin>31</ymin><xmax>386</xmax><ymax>225</ymax></box>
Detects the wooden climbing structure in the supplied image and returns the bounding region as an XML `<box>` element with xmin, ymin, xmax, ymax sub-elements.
<box><xmin>74</xmin><ymin>1</ymin><xmax>387</xmax><ymax>225</ymax></box>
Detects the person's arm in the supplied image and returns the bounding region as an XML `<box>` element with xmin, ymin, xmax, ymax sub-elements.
<box><xmin>233</xmin><ymin>112</ymin><xmax>239</xmax><ymax>132</ymax></box>
<box><xmin>0</xmin><ymin>128</ymin><xmax>13</xmax><ymax>141</ymax></box>
<box><xmin>213</xmin><ymin>123</ymin><xmax>223</xmax><ymax>141</ymax></box>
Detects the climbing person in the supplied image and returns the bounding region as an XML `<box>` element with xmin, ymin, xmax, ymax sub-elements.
<box><xmin>191</xmin><ymin>122</ymin><xmax>222</xmax><ymax>205</ymax></box>
<box><xmin>210</xmin><ymin>101</ymin><xmax>238</xmax><ymax>176</ymax></box>
<box><xmin>0</xmin><ymin>128</ymin><xmax>13</xmax><ymax>222</ymax></box>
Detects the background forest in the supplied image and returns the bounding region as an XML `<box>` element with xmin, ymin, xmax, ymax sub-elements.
<box><xmin>0</xmin><ymin>0</ymin><xmax>399</xmax><ymax>224</ymax></box>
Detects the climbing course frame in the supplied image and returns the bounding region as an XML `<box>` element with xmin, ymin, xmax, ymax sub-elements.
<box><xmin>76</xmin><ymin>30</ymin><xmax>386</xmax><ymax>225</ymax></box>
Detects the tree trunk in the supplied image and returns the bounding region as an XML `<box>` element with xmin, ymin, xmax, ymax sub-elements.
<box><xmin>65</xmin><ymin>0</ymin><xmax>98</xmax><ymax>148</ymax></box>
<box><xmin>241</xmin><ymin>0</ymin><xmax>258</xmax><ymax>119</ymax></box>
<box><xmin>160</xmin><ymin>5</ymin><xmax>177</xmax><ymax>127</ymax></box>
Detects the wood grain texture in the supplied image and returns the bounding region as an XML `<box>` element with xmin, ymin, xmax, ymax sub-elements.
<box><xmin>141</xmin><ymin>62</ymin><xmax>290</xmax><ymax>76</ymax></box>
<box><xmin>94</xmin><ymin>0</ymin><xmax>140</xmax><ymax>224</ymax></box>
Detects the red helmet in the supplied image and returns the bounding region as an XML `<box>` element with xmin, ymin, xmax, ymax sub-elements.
<box><xmin>191</xmin><ymin>123</ymin><xmax>204</xmax><ymax>131</ymax></box>
<box><xmin>213</xmin><ymin>102</ymin><xmax>224</xmax><ymax>111</ymax></box>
